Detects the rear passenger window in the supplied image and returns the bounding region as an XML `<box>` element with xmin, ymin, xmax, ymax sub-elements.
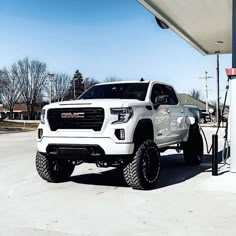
<box><xmin>162</xmin><ymin>85</ymin><xmax>179</xmax><ymax>105</ymax></box>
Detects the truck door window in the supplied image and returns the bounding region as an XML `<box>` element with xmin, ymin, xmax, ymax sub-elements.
<box><xmin>151</xmin><ymin>84</ymin><xmax>164</xmax><ymax>103</ymax></box>
<box><xmin>161</xmin><ymin>85</ymin><xmax>179</xmax><ymax>105</ymax></box>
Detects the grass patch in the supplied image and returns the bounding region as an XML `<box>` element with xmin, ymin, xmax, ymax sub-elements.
<box><xmin>0</xmin><ymin>120</ymin><xmax>39</xmax><ymax>129</ymax></box>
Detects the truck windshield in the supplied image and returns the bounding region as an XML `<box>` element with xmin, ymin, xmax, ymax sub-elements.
<box><xmin>79</xmin><ymin>83</ymin><xmax>149</xmax><ymax>101</ymax></box>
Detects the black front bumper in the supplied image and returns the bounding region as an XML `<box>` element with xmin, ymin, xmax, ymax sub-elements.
<box><xmin>46</xmin><ymin>144</ymin><xmax>105</xmax><ymax>159</ymax></box>
<box><xmin>45</xmin><ymin>144</ymin><xmax>132</xmax><ymax>163</ymax></box>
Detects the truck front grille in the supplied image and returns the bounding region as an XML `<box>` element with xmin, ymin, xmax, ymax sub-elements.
<box><xmin>47</xmin><ymin>108</ymin><xmax>104</xmax><ymax>131</ymax></box>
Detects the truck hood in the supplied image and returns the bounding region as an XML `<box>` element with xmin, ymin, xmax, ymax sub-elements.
<box><xmin>43</xmin><ymin>99</ymin><xmax>150</xmax><ymax>110</ymax></box>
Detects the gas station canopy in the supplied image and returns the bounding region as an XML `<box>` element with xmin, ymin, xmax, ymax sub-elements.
<box><xmin>138</xmin><ymin>0</ymin><xmax>232</xmax><ymax>55</ymax></box>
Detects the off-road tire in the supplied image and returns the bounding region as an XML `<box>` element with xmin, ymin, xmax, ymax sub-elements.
<box><xmin>123</xmin><ymin>163</ymin><xmax>133</xmax><ymax>187</ymax></box>
<box><xmin>123</xmin><ymin>140</ymin><xmax>160</xmax><ymax>190</ymax></box>
<box><xmin>36</xmin><ymin>151</ymin><xmax>75</xmax><ymax>182</ymax></box>
<box><xmin>183</xmin><ymin>125</ymin><xmax>204</xmax><ymax>165</ymax></box>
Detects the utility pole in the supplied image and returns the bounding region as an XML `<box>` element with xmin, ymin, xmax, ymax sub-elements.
<box><xmin>199</xmin><ymin>71</ymin><xmax>213</xmax><ymax>112</ymax></box>
<box><xmin>73</xmin><ymin>76</ymin><xmax>77</xmax><ymax>100</ymax></box>
<box><xmin>48</xmin><ymin>73</ymin><xmax>55</xmax><ymax>103</ymax></box>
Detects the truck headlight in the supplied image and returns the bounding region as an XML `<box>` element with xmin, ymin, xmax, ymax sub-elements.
<box><xmin>40</xmin><ymin>109</ymin><xmax>46</xmax><ymax>124</ymax></box>
<box><xmin>110</xmin><ymin>107</ymin><xmax>133</xmax><ymax>124</ymax></box>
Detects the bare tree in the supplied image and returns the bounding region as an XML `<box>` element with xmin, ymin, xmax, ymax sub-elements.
<box><xmin>0</xmin><ymin>70</ymin><xmax>8</xmax><ymax>89</ymax></box>
<box><xmin>0</xmin><ymin>70</ymin><xmax>7</xmax><ymax>103</ymax></box>
<box><xmin>16</xmin><ymin>58</ymin><xmax>48</xmax><ymax>119</ymax></box>
<box><xmin>189</xmin><ymin>89</ymin><xmax>203</xmax><ymax>101</ymax></box>
<box><xmin>104</xmin><ymin>76</ymin><xmax>121</xmax><ymax>82</ymax></box>
<box><xmin>0</xmin><ymin>66</ymin><xmax>23</xmax><ymax>119</ymax></box>
<box><xmin>48</xmin><ymin>73</ymin><xmax>71</xmax><ymax>102</ymax></box>
<box><xmin>84</xmin><ymin>77</ymin><xmax>99</xmax><ymax>90</ymax></box>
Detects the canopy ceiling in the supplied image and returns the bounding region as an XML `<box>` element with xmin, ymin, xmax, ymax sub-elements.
<box><xmin>138</xmin><ymin>0</ymin><xmax>232</xmax><ymax>55</ymax></box>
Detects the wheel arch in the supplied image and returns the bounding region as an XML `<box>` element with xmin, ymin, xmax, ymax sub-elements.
<box><xmin>133</xmin><ymin>119</ymin><xmax>154</xmax><ymax>146</ymax></box>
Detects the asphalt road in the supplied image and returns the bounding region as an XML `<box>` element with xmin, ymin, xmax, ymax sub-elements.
<box><xmin>0</xmin><ymin>129</ymin><xmax>236</xmax><ymax>236</ymax></box>
<box><xmin>0</xmin><ymin>128</ymin><xmax>23</xmax><ymax>135</ymax></box>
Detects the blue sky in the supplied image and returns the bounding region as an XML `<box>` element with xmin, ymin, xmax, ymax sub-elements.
<box><xmin>0</xmin><ymin>0</ymin><xmax>232</xmax><ymax>102</ymax></box>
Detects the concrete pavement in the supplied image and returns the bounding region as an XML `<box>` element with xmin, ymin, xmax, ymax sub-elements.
<box><xmin>0</xmin><ymin>128</ymin><xmax>236</xmax><ymax>236</ymax></box>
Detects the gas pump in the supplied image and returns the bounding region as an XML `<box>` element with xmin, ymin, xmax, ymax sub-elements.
<box><xmin>210</xmin><ymin>69</ymin><xmax>233</xmax><ymax>175</ymax></box>
<box><xmin>200</xmin><ymin>69</ymin><xmax>232</xmax><ymax>175</ymax></box>
<box><xmin>225</xmin><ymin>68</ymin><xmax>236</xmax><ymax>173</ymax></box>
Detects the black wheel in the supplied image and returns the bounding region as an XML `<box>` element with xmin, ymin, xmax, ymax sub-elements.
<box><xmin>183</xmin><ymin>125</ymin><xmax>204</xmax><ymax>165</ymax></box>
<box><xmin>35</xmin><ymin>151</ymin><xmax>75</xmax><ymax>182</ymax></box>
<box><xmin>123</xmin><ymin>140</ymin><xmax>160</xmax><ymax>190</ymax></box>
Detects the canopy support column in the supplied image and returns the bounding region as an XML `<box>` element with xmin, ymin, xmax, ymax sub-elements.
<box><xmin>230</xmin><ymin>0</ymin><xmax>236</xmax><ymax>172</ymax></box>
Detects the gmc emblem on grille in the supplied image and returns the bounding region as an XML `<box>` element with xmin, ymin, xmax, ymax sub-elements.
<box><xmin>61</xmin><ymin>112</ymin><xmax>85</xmax><ymax>118</ymax></box>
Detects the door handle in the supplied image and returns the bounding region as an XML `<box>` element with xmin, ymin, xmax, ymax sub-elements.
<box><xmin>167</xmin><ymin>109</ymin><xmax>171</xmax><ymax>113</ymax></box>
<box><xmin>180</xmin><ymin>110</ymin><xmax>184</xmax><ymax>113</ymax></box>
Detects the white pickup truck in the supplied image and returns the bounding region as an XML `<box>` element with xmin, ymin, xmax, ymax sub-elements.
<box><xmin>36</xmin><ymin>80</ymin><xmax>203</xmax><ymax>190</ymax></box>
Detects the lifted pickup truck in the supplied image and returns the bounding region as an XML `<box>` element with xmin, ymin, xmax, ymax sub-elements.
<box><xmin>36</xmin><ymin>80</ymin><xmax>203</xmax><ymax>190</ymax></box>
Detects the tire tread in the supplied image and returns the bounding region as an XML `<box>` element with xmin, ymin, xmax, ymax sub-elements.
<box><xmin>123</xmin><ymin>140</ymin><xmax>160</xmax><ymax>190</ymax></box>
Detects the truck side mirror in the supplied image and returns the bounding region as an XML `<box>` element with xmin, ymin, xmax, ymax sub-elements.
<box><xmin>154</xmin><ymin>95</ymin><xmax>168</xmax><ymax>104</ymax></box>
<box><xmin>153</xmin><ymin>95</ymin><xmax>168</xmax><ymax>110</ymax></box>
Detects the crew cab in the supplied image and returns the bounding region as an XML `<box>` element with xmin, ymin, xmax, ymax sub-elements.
<box><xmin>36</xmin><ymin>80</ymin><xmax>203</xmax><ymax>190</ymax></box>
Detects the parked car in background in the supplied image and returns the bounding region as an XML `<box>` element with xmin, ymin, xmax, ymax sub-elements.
<box><xmin>184</xmin><ymin>105</ymin><xmax>200</xmax><ymax>122</ymax></box>
<box><xmin>0</xmin><ymin>112</ymin><xmax>7</xmax><ymax>120</ymax></box>
<box><xmin>199</xmin><ymin>110</ymin><xmax>211</xmax><ymax>123</ymax></box>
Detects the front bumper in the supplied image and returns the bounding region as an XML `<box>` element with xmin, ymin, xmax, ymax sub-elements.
<box><xmin>37</xmin><ymin>136</ymin><xmax>134</xmax><ymax>156</ymax></box>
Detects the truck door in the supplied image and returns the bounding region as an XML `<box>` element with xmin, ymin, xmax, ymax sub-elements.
<box><xmin>151</xmin><ymin>83</ymin><xmax>171</xmax><ymax>146</ymax></box>
<box><xmin>161</xmin><ymin>85</ymin><xmax>188</xmax><ymax>143</ymax></box>
<box><xmin>151</xmin><ymin>84</ymin><xmax>187</xmax><ymax>146</ymax></box>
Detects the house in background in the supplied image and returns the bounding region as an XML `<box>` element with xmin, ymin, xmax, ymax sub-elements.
<box><xmin>178</xmin><ymin>93</ymin><xmax>215</xmax><ymax>123</ymax></box>
<box><xmin>178</xmin><ymin>93</ymin><xmax>229</xmax><ymax>124</ymax></box>
<box><xmin>5</xmin><ymin>103</ymin><xmax>42</xmax><ymax>120</ymax></box>
<box><xmin>0</xmin><ymin>104</ymin><xmax>7</xmax><ymax>120</ymax></box>
<box><xmin>178</xmin><ymin>93</ymin><xmax>210</xmax><ymax>111</ymax></box>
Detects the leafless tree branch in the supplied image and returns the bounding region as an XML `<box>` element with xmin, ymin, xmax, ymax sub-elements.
<box><xmin>17</xmin><ymin>58</ymin><xmax>48</xmax><ymax>119</ymax></box>
<box><xmin>0</xmin><ymin>66</ymin><xmax>23</xmax><ymax>119</ymax></box>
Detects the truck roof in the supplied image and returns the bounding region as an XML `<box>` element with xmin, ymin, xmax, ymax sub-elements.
<box><xmin>96</xmin><ymin>80</ymin><xmax>173</xmax><ymax>87</ymax></box>
<box><xmin>98</xmin><ymin>80</ymin><xmax>149</xmax><ymax>85</ymax></box>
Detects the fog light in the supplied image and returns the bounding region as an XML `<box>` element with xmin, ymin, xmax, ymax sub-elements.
<box><xmin>115</xmin><ymin>129</ymin><xmax>125</xmax><ymax>140</ymax></box>
<box><xmin>38</xmin><ymin>128</ymin><xmax>43</xmax><ymax>139</ymax></box>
